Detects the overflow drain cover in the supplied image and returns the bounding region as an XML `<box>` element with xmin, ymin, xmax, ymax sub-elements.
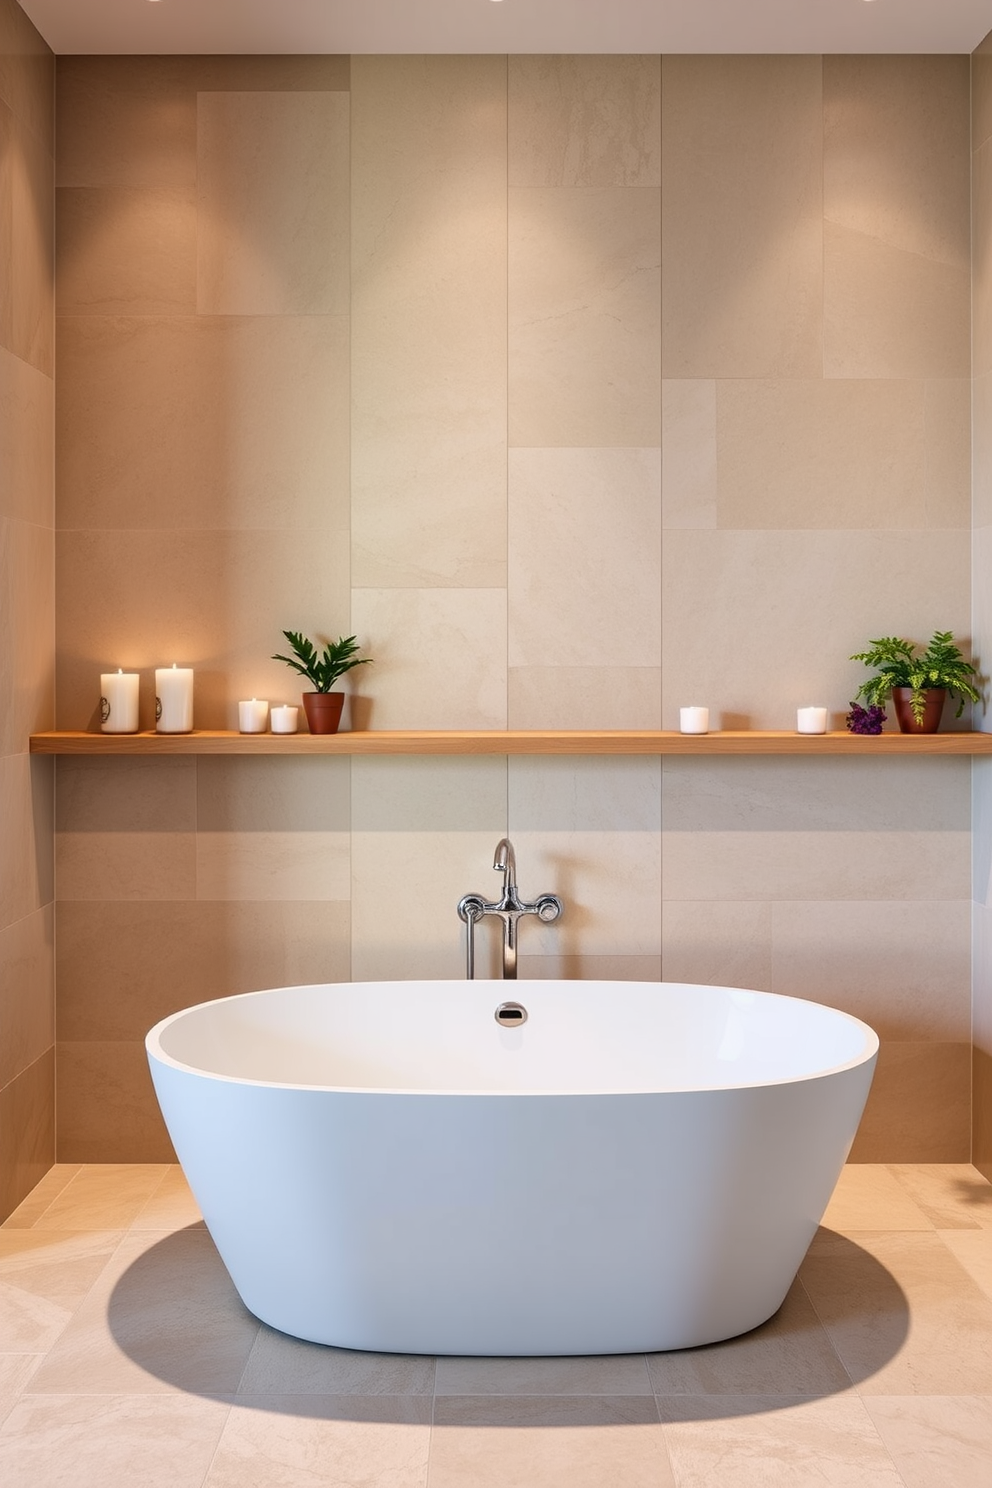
<box><xmin>495</xmin><ymin>1001</ymin><xmax>528</xmax><ymax>1027</ymax></box>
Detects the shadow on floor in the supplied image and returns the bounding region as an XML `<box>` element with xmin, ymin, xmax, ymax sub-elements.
<box><xmin>106</xmin><ymin>1224</ymin><xmax>909</xmax><ymax>1423</ymax></box>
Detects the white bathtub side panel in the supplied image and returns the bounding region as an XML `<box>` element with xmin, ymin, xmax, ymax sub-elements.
<box><xmin>148</xmin><ymin>1054</ymin><xmax>875</xmax><ymax>1355</ymax></box>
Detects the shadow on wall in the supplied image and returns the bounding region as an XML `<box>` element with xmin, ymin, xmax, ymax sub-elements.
<box><xmin>107</xmin><ymin>1225</ymin><xmax>909</xmax><ymax>1421</ymax></box>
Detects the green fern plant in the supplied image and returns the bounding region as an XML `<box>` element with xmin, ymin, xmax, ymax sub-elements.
<box><xmin>850</xmin><ymin>631</ymin><xmax>980</xmax><ymax>725</ymax></box>
<box><xmin>272</xmin><ymin>631</ymin><xmax>371</xmax><ymax>693</ymax></box>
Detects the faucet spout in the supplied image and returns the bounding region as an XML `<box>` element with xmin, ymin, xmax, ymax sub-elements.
<box><xmin>493</xmin><ymin>837</ymin><xmax>517</xmax><ymax>893</ymax></box>
<box><xmin>458</xmin><ymin>838</ymin><xmax>562</xmax><ymax>979</ymax></box>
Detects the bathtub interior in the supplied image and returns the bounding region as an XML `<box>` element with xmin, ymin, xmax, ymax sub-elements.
<box><xmin>149</xmin><ymin>980</ymin><xmax>878</xmax><ymax>1095</ymax></box>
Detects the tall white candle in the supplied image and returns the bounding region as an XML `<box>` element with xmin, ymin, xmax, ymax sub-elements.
<box><xmin>155</xmin><ymin>665</ymin><xmax>194</xmax><ymax>733</ymax></box>
<box><xmin>679</xmin><ymin>706</ymin><xmax>709</xmax><ymax>735</ymax></box>
<box><xmin>238</xmin><ymin>698</ymin><xmax>269</xmax><ymax>734</ymax></box>
<box><xmin>100</xmin><ymin>670</ymin><xmax>139</xmax><ymax>733</ymax></box>
<box><xmin>270</xmin><ymin>705</ymin><xmax>298</xmax><ymax>735</ymax></box>
<box><xmin>797</xmin><ymin>706</ymin><xmax>828</xmax><ymax>735</ymax></box>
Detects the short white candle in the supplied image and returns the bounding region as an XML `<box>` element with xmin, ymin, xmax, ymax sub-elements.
<box><xmin>238</xmin><ymin>698</ymin><xmax>269</xmax><ymax>734</ymax></box>
<box><xmin>797</xmin><ymin>706</ymin><xmax>828</xmax><ymax>735</ymax></box>
<box><xmin>155</xmin><ymin>665</ymin><xmax>194</xmax><ymax>733</ymax></box>
<box><xmin>100</xmin><ymin>669</ymin><xmax>139</xmax><ymax>733</ymax></box>
<box><xmin>270</xmin><ymin>705</ymin><xmax>298</xmax><ymax>735</ymax></box>
<box><xmin>679</xmin><ymin>706</ymin><xmax>709</xmax><ymax>735</ymax></box>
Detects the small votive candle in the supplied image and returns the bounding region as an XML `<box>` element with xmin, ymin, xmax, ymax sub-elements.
<box><xmin>238</xmin><ymin>698</ymin><xmax>269</xmax><ymax>734</ymax></box>
<box><xmin>100</xmin><ymin>669</ymin><xmax>139</xmax><ymax>733</ymax></box>
<box><xmin>680</xmin><ymin>706</ymin><xmax>709</xmax><ymax>735</ymax></box>
<box><xmin>155</xmin><ymin>665</ymin><xmax>194</xmax><ymax>734</ymax></box>
<box><xmin>797</xmin><ymin>706</ymin><xmax>828</xmax><ymax>735</ymax></box>
<box><xmin>270</xmin><ymin>705</ymin><xmax>299</xmax><ymax>735</ymax></box>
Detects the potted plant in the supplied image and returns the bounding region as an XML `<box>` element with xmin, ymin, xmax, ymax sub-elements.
<box><xmin>850</xmin><ymin>631</ymin><xmax>980</xmax><ymax>733</ymax></box>
<box><xmin>272</xmin><ymin>631</ymin><xmax>372</xmax><ymax>734</ymax></box>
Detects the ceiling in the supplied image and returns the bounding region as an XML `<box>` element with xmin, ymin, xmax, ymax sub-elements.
<box><xmin>16</xmin><ymin>0</ymin><xmax>992</xmax><ymax>57</ymax></box>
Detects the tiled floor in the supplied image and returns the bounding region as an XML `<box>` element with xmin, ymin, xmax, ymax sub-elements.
<box><xmin>0</xmin><ymin>1163</ymin><xmax>990</xmax><ymax>1486</ymax></box>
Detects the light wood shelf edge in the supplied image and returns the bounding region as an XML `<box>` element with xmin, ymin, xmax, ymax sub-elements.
<box><xmin>28</xmin><ymin>729</ymin><xmax>992</xmax><ymax>756</ymax></box>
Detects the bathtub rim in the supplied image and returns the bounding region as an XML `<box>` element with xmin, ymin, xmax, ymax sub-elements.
<box><xmin>145</xmin><ymin>979</ymin><xmax>880</xmax><ymax>1098</ymax></box>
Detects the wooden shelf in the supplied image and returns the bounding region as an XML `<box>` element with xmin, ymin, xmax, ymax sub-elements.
<box><xmin>28</xmin><ymin>729</ymin><xmax>992</xmax><ymax>756</ymax></box>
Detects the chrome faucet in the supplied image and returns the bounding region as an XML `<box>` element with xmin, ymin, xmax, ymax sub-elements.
<box><xmin>457</xmin><ymin>838</ymin><xmax>562</xmax><ymax>979</ymax></box>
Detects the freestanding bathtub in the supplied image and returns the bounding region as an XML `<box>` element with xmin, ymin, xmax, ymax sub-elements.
<box><xmin>146</xmin><ymin>980</ymin><xmax>877</xmax><ymax>1356</ymax></box>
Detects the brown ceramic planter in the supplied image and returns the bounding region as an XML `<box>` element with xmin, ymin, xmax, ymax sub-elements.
<box><xmin>301</xmin><ymin>692</ymin><xmax>345</xmax><ymax>734</ymax></box>
<box><xmin>891</xmin><ymin>687</ymin><xmax>946</xmax><ymax>734</ymax></box>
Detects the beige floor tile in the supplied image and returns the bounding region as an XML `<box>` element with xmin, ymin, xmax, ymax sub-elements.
<box><xmin>430</xmin><ymin>1396</ymin><xmax>671</xmax><ymax>1488</ymax></box>
<box><xmin>887</xmin><ymin>1164</ymin><xmax>992</xmax><ymax>1229</ymax></box>
<box><xmin>0</xmin><ymin>1356</ymin><xmax>41</xmax><ymax>1428</ymax></box>
<box><xmin>863</xmin><ymin>1395</ymin><xmax>992</xmax><ymax>1488</ymax></box>
<box><xmin>0</xmin><ymin>1230</ymin><xmax>122</xmax><ymax>1352</ymax></box>
<box><xmin>239</xmin><ymin>1329</ymin><xmax>434</xmax><ymax>1396</ymax></box>
<box><xmin>647</xmin><ymin>1280</ymin><xmax>851</xmax><ymax>1397</ymax></box>
<box><xmin>0</xmin><ymin>1393</ymin><xmax>231</xmax><ymax>1488</ymax></box>
<box><xmin>0</xmin><ymin>1165</ymin><xmax>78</xmax><ymax>1230</ymax></box>
<box><xmin>937</xmin><ymin>1231</ymin><xmax>992</xmax><ymax>1303</ymax></box>
<box><xmin>801</xmin><ymin>1231</ymin><xmax>992</xmax><ymax>1395</ymax></box>
<box><xmin>31</xmin><ymin>1165</ymin><xmax>167</xmax><ymax>1230</ymax></box>
<box><xmin>130</xmin><ymin>1166</ymin><xmax>202</xmax><ymax>1232</ymax></box>
<box><xmin>434</xmin><ymin>1353</ymin><xmax>652</xmax><ymax>1396</ymax></box>
<box><xmin>821</xmin><ymin>1165</ymin><xmax>933</xmax><ymax>1233</ymax></box>
<box><xmin>27</xmin><ymin>1228</ymin><xmax>259</xmax><ymax>1396</ymax></box>
<box><xmin>658</xmin><ymin>1394</ymin><xmax>905</xmax><ymax>1488</ymax></box>
<box><xmin>204</xmin><ymin>1396</ymin><xmax>431</xmax><ymax>1488</ymax></box>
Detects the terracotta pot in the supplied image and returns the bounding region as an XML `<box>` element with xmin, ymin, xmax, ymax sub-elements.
<box><xmin>891</xmin><ymin>687</ymin><xmax>946</xmax><ymax>734</ymax></box>
<box><xmin>301</xmin><ymin>692</ymin><xmax>345</xmax><ymax>734</ymax></box>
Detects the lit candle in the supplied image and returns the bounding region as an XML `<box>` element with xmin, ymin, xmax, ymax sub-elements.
<box><xmin>270</xmin><ymin>705</ymin><xmax>298</xmax><ymax>735</ymax></box>
<box><xmin>238</xmin><ymin>698</ymin><xmax>269</xmax><ymax>734</ymax></box>
<box><xmin>679</xmin><ymin>706</ymin><xmax>709</xmax><ymax>735</ymax></box>
<box><xmin>99</xmin><ymin>669</ymin><xmax>139</xmax><ymax>733</ymax></box>
<box><xmin>797</xmin><ymin>706</ymin><xmax>828</xmax><ymax>735</ymax></box>
<box><xmin>155</xmin><ymin>665</ymin><xmax>194</xmax><ymax>733</ymax></box>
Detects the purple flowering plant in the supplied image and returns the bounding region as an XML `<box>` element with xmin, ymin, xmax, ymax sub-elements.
<box><xmin>846</xmin><ymin>702</ymin><xmax>886</xmax><ymax>735</ymax></box>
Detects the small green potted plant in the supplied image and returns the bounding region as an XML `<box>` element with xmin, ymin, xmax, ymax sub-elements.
<box><xmin>272</xmin><ymin>631</ymin><xmax>372</xmax><ymax>734</ymax></box>
<box><xmin>850</xmin><ymin>630</ymin><xmax>980</xmax><ymax>733</ymax></box>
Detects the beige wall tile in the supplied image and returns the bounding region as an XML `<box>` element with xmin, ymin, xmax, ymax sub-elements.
<box><xmin>57</xmin><ymin>834</ymin><xmax>196</xmax><ymax>903</ymax></box>
<box><xmin>508</xmin><ymin>447</ymin><xmax>660</xmax><ymax>667</ymax></box>
<box><xmin>865</xmin><ymin>1395</ymin><xmax>992</xmax><ymax>1488</ymax></box>
<box><xmin>716</xmin><ymin>380</ymin><xmax>928</xmax><ymax>529</ymax></box>
<box><xmin>976</xmin><ymin>1046</ymin><xmax>992</xmax><ymax>1183</ymax></box>
<box><xmin>824</xmin><ymin>57</ymin><xmax>969</xmax><ymax>268</ymax></box>
<box><xmin>197</xmin><ymin>92</ymin><xmax>349</xmax><ymax>317</ymax></box>
<box><xmin>661</xmin><ymin>55</ymin><xmax>822</xmax><ymax>379</ymax></box>
<box><xmin>351</xmin><ymin>55</ymin><xmax>506</xmax><ymax>589</ymax></box>
<box><xmin>0</xmin><ymin>905</ymin><xmax>53</xmax><ymax>1090</ymax></box>
<box><xmin>509</xmin><ymin>185</ymin><xmax>660</xmax><ymax>446</ymax></box>
<box><xmin>55</xmin><ymin>55</ymin><xmax>348</xmax><ymax>190</ymax></box>
<box><xmin>351</xmin><ymin>756</ymin><xmax>506</xmax><ymax>834</ymax></box>
<box><xmin>508</xmin><ymin>55</ymin><xmax>661</xmax><ymax>187</ymax></box>
<box><xmin>662</xmin><ymin>380</ymin><xmax>716</xmax><ymax>529</ymax></box>
<box><xmin>0</xmin><ymin>0</ymin><xmax>53</xmax><ymax>156</ymax></box>
<box><xmin>56</xmin><ymin>188</ymin><xmax>196</xmax><ymax>315</ymax></box>
<box><xmin>56</xmin><ymin>529</ymin><xmax>350</xmax><ymax>732</ymax></box>
<box><xmin>973</xmin><ymin>526</ymin><xmax>992</xmax><ymax>735</ymax></box>
<box><xmin>0</xmin><ymin>101</ymin><xmax>10</xmax><ymax>356</ymax></box>
<box><xmin>973</xmin><ymin>29</ymin><xmax>992</xmax><ymax>152</ymax></box>
<box><xmin>824</xmin><ymin>221</ymin><xmax>970</xmax><ymax>379</ymax></box>
<box><xmin>770</xmin><ymin>899</ymin><xmax>972</xmax><ymax>1040</ymax></box>
<box><xmin>349</xmin><ymin>589</ymin><xmax>506</xmax><ymax>730</ymax></box>
<box><xmin>56</xmin><ymin>899</ymin><xmax>351</xmax><ymax>1044</ymax></box>
<box><xmin>516</xmin><ymin>954</ymin><xmax>662</xmax><ymax>981</ymax></box>
<box><xmin>850</xmin><ymin>1042</ymin><xmax>971</xmax><ymax>1161</ymax></box>
<box><xmin>56</xmin><ymin>1042</ymin><xmax>175</xmax><ymax>1162</ymax></box>
<box><xmin>509</xmin><ymin>756</ymin><xmax>661</xmax><ymax>832</ymax></box>
<box><xmin>8</xmin><ymin>112</ymin><xmax>52</xmax><ymax>376</ymax></box>
<box><xmin>660</xmin><ymin>900</ymin><xmax>772</xmax><ymax>991</ymax></box>
<box><xmin>0</xmin><ymin>755</ymin><xmax>53</xmax><ymax>931</ymax></box>
<box><xmin>0</xmin><ymin>1050</ymin><xmax>54</xmax><ymax>1221</ymax></box>
<box><xmin>974</xmin><ymin>376</ymin><xmax>992</xmax><ymax>527</ymax></box>
<box><xmin>924</xmin><ymin>379</ymin><xmax>972</xmax><ymax>527</ymax></box>
<box><xmin>0</xmin><ymin>515</ymin><xmax>54</xmax><ymax>755</ymax></box>
<box><xmin>508</xmin><ymin>832</ymin><xmax>661</xmax><ymax>958</ymax></box>
<box><xmin>196</xmin><ymin>755</ymin><xmax>350</xmax><ymax>832</ymax></box>
<box><xmin>661</xmin><ymin>529</ymin><xmax>972</xmax><ymax>730</ymax></box>
<box><xmin>56</xmin><ymin>315</ymin><xmax>349</xmax><ymax>533</ymax></box>
<box><xmin>195</xmin><ymin>832</ymin><xmax>349</xmax><ymax>902</ymax></box>
<box><xmin>0</xmin><ymin>344</ymin><xmax>53</xmax><ymax>526</ymax></box>
<box><xmin>974</xmin><ymin>139</ymin><xmax>992</xmax><ymax>379</ymax></box>
<box><xmin>508</xmin><ymin>667</ymin><xmax>662</xmax><ymax>730</ymax></box>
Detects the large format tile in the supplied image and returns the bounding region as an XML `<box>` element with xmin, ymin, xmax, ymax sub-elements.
<box><xmin>0</xmin><ymin>905</ymin><xmax>53</xmax><ymax>1090</ymax></box>
<box><xmin>0</xmin><ymin>515</ymin><xmax>54</xmax><ymax>755</ymax></box>
<box><xmin>435</xmin><ymin>1354</ymin><xmax>652</xmax><ymax>1396</ymax></box>
<box><xmin>131</xmin><ymin>1167</ymin><xmax>202</xmax><ymax>1233</ymax></box>
<box><xmin>660</xmin><ymin>900</ymin><xmax>772</xmax><ymax>992</ymax></box>
<box><xmin>0</xmin><ymin>1164</ymin><xmax>77</xmax><ymax>1230</ymax></box>
<box><xmin>0</xmin><ymin>0</ymin><xmax>53</xmax><ymax>155</ymax></box>
<box><xmin>849</xmin><ymin>1043</ymin><xmax>971</xmax><ymax>1162</ymax></box>
<box><xmin>7</xmin><ymin>112</ymin><xmax>53</xmax><ymax>375</ymax></box>
<box><xmin>661</xmin><ymin>55</ymin><xmax>822</xmax><ymax>379</ymax></box>
<box><xmin>0</xmin><ymin>343</ymin><xmax>53</xmax><ymax>527</ymax></box>
<box><xmin>0</xmin><ymin>1354</ymin><xmax>40</xmax><ymax>1429</ymax></box>
<box><xmin>56</xmin><ymin>1044</ymin><xmax>175</xmax><ymax>1163</ymax></box>
<box><xmin>937</xmin><ymin>1231</ymin><xmax>992</xmax><ymax>1303</ymax></box>
<box><xmin>887</xmin><ymin>1165</ymin><xmax>992</xmax><ymax>1230</ymax></box>
<box><xmin>56</xmin><ymin>187</ymin><xmax>196</xmax><ymax>315</ymax></box>
<box><xmin>661</xmin><ymin>379</ymin><xmax>716</xmax><ymax>529</ymax></box>
<box><xmin>508</xmin><ymin>447</ymin><xmax>661</xmax><ymax>668</ymax></box>
<box><xmin>509</xmin><ymin>185</ymin><xmax>660</xmax><ymax>446</ymax></box>
<box><xmin>0</xmin><ymin>1228</ymin><xmax>121</xmax><ymax>1351</ymax></box>
<box><xmin>0</xmin><ymin>1050</ymin><xmax>53</xmax><ymax>1221</ymax></box>
<box><xmin>240</xmin><ymin>1330</ymin><xmax>434</xmax><ymax>1396</ymax></box>
<box><xmin>31</xmin><ymin>1165</ymin><xmax>164</xmax><ymax>1232</ymax></box>
<box><xmin>820</xmin><ymin>1165</ymin><xmax>932</xmax><ymax>1234</ymax></box>
<box><xmin>508</xmin><ymin>55</ymin><xmax>661</xmax><ymax>188</ymax></box>
<box><xmin>197</xmin><ymin>91</ymin><xmax>349</xmax><ymax>317</ymax></box>
<box><xmin>508</xmin><ymin>666</ymin><xmax>662</xmax><ymax>730</ymax></box>
<box><xmin>975</xmin><ymin>138</ymin><xmax>992</xmax><ymax>379</ymax></box>
<box><xmin>351</xmin><ymin>55</ymin><xmax>507</xmax><ymax>589</ymax></box>
<box><xmin>351</xmin><ymin>756</ymin><xmax>506</xmax><ymax>835</ymax></box>
<box><xmin>864</xmin><ymin>1395</ymin><xmax>992</xmax><ymax>1488</ymax></box>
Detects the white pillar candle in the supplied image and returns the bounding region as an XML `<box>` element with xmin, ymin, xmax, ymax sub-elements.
<box><xmin>270</xmin><ymin>705</ymin><xmax>299</xmax><ymax>735</ymax></box>
<box><xmin>797</xmin><ymin>706</ymin><xmax>828</xmax><ymax>735</ymax></box>
<box><xmin>679</xmin><ymin>706</ymin><xmax>709</xmax><ymax>735</ymax></box>
<box><xmin>155</xmin><ymin>665</ymin><xmax>194</xmax><ymax>733</ymax></box>
<box><xmin>238</xmin><ymin>698</ymin><xmax>269</xmax><ymax>734</ymax></box>
<box><xmin>99</xmin><ymin>669</ymin><xmax>139</xmax><ymax>733</ymax></box>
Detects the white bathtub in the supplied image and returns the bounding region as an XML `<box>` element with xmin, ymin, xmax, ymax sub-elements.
<box><xmin>146</xmin><ymin>980</ymin><xmax>877</xmax><ymax>1356</ymax></box>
